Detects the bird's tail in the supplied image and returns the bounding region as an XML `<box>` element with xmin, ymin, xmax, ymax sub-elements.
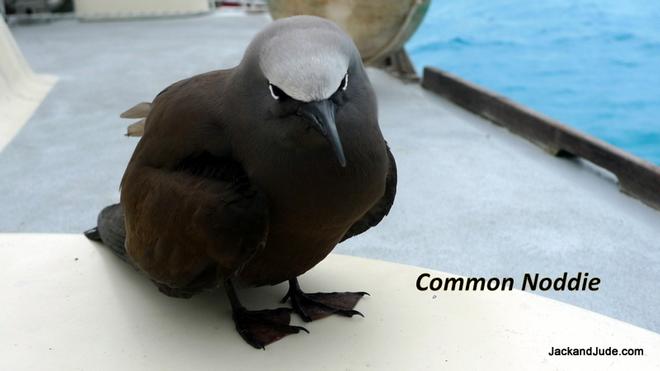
<box><xmin>84</xmin><ymin>203</ymin><xmax>130</xmax><ymax>263</ymax></box>
<box><xmin>120</xmin><ymin>101</ymin><xmax>151</xmax><ymax>137</ymax></box>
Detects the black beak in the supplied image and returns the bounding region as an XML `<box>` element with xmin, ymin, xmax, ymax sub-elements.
<box><xmin>297</xmin><ymin>99</ymin><xmax>347</xmax><ymax>167</ymax></box>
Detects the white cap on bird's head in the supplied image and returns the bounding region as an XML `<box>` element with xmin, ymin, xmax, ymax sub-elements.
<box><xmin>236</xmin><ymin>16</ymin><xmax>370</xmax><ymax>168</ymax></box>
<box><xmin>249</xmin><ymin>15</ymin><xmax>357</xmax><ymax>103</ymax></box>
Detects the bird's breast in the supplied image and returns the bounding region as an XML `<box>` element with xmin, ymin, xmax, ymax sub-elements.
<box><xmin>237</xmin><ymin>132</ymin><xmax>388</xmax><ymax>286</ymax></box>
<box><xmin>253</xmin><ymin>136</ymin><xmax>387</xmax><ymax>230</ymax></box>
<box><xmin>235</xmin><ymin>101</ymin><xmax>387</xmax><ymax>223</ymax></box>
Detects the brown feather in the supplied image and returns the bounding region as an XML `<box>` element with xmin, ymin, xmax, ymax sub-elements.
<box><xmin>120</xmin><ymin>102</ymin><xmax>152</xmax><ymax>118</ymax></box>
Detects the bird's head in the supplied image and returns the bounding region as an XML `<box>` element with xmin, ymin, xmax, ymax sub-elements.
<box><xmin>235</xmin><ymin>16</ymin><xmax>373</xmax><ymax>168</ymax></box>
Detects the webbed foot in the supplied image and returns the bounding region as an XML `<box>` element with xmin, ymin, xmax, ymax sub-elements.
<box><xmin>233</xmin><ymin>307</ymin><xmax>308</xmax><ymax>349</ymax></box>
<box><xmin>225</xmin><ymin>278</ymin><xmax>308</xmax><ymax>349</ymax></box>
<box><xmin>281</xmin><ymin>277</ymin><xmax>369</xmax><ymax>322</ymax></box>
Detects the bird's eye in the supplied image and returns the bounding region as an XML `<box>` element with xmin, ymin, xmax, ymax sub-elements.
<box><xmin>268</xmin><ymin>82</ymin><xmax>291</xmax><ymax>101</ymax></box>
<box><xmin>333</xmin><ymin>73</ymin><xmax>349</xmax><ymax>98</ymax></box>
<box><xmin>268</xmin><ymin>83</ymin><xmax>280</xmax><ymax>100</ymax></box>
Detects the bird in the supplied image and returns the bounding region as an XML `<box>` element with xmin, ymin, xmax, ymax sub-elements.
<box><xmin>85</xmin><ymin>15</ymin><xmax>397</xmax><ymax>349</ymax></box>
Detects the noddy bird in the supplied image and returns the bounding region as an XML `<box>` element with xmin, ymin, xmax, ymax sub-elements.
<box><xmin>85</xmin><ymin>15</ymin><xmax>397</xmax><ymax>349</ymax></box>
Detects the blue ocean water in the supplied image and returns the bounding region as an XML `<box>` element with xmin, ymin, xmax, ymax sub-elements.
<box><xmin>407</xmin><ymin>0</ymin><xmax>660</xmax><ymax>164</ymax></box>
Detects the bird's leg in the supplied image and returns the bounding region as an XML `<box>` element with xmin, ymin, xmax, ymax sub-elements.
<box><xmin>281</xmin><ymin>277</ymin><xmax>369</xmax><ymax>322</ymax></box>
<box><xmin>224</xmin><ymin>278</ymin><xmax>308</xmax><ymax>349</ymax></box>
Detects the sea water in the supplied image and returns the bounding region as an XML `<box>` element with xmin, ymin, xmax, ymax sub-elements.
<box><xmin>407</xmin><ymin>0</ymin><xmax>660</xmax><ymax>164</ymax></box>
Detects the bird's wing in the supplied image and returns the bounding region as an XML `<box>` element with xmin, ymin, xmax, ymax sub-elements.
<box><xmin>340</xmin><ymin>144</ymin><xmax>397</xmax><ymax>242</ymax></box>
<box><xmin>120</xmin><ymin>152</ymin><xmax>269</xmax><ymax>290</ymax></box>
<box><xmin>107</xmin><ymin>69</ymin><xmax>268</xmax><ymax>289</ymax></box>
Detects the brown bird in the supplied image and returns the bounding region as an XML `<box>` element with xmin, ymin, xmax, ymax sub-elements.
<box><xmin>85</xmin><ymin>15</ymin><xmax>396</xmax><ymax>349</ymax></box>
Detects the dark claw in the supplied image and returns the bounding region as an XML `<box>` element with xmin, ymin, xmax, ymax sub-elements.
<box><xmin>292</xmin><ymin>325</ymin><xmax>310</xmax><ymax>334</ymax></box>
<box><xmin>339</xmin><ymin>309</ymin><xmax>364</xmax><ymax>318</ymax></box>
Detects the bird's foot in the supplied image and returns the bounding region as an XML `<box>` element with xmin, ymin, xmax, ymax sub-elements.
<box><xmin>233</xmin><ymin>307</ymin><xmax>308</xmax><ymax>349</ymax></box>
<box><xmin>281</xmin><ymin>278</ymin><xmax>369</xmax><ymax>322</ymax></box>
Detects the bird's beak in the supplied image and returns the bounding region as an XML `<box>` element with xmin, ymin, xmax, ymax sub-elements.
<box><xmin>297</xmin><ymin>99</ymin><xmax>347</xmax><ymax>167</ymax></box>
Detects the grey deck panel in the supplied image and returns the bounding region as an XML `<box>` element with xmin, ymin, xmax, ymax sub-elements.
<box><xmin>3</xmin><ymin>13</ymin><xmax>660</xmax><ymax>333</ymax></box>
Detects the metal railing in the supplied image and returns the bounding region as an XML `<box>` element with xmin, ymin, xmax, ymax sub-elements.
<box><xmin>422</xmin><ymin>66</ymin><xmax>660</xmax><ymax>211</ymax></box>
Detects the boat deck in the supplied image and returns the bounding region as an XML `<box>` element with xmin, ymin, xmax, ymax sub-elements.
<box><xmin>3</xmin><ymin>234</ymin><xmax>659</xmax><ymax>370</ymax></box>
<box><xmin>3</xmin><ymin>12</ymin><xmax>660</xmax><ymax>333</ymax></box>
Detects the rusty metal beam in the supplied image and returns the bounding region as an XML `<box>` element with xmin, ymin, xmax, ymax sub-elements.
<box><xmin>422</xmin><ymin>66</ymin><xmax>660</xmax><ymax>211</ymax></box>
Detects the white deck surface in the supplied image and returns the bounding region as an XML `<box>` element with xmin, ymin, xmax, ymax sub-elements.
<box><xmin>2</xmin><ymin>234</ymin><xmax>659</xmax><ymax>371</ymax></box>
<box><xmin>2</xmin><ymin>12</ymin><xmax>660</xmax><ymax>336</ymax></box>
